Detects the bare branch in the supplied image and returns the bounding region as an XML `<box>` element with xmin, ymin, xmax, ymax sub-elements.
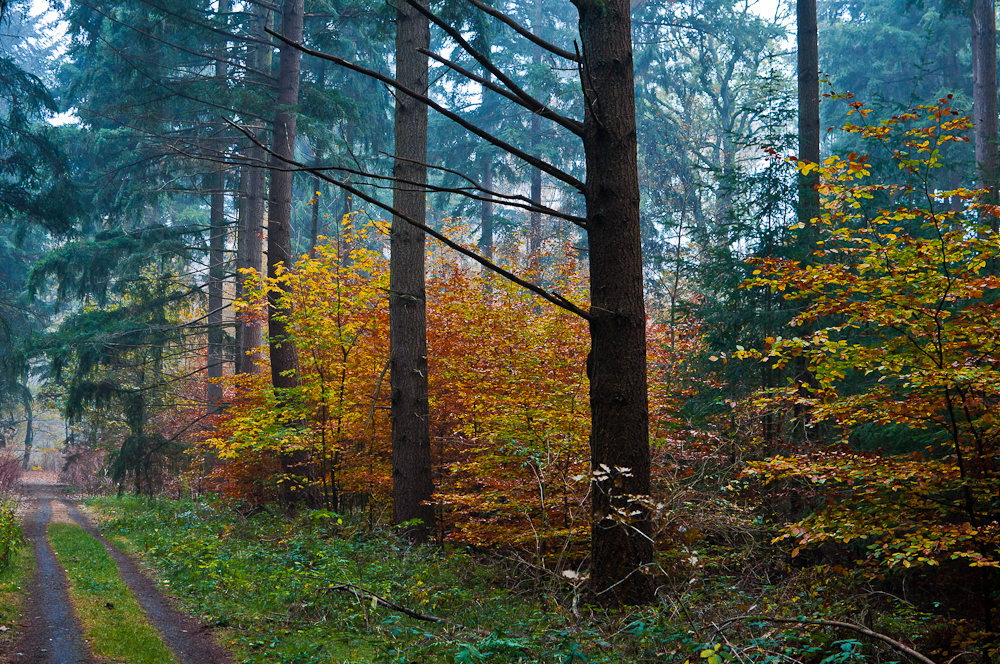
<box><xmin>324</xmin><ymin>584</ymin><xmax>447</xmax><ymax>623</ymax></box>
<box><xmin>716</xmin><ymin>616</ymin><xmax>938</xmax><ymax>664</ymax></box>
<box><xmin>463</xmin><ymin>0</ymin><xmax>580</xmax><ymax>62</ymax></box>
<box><xmin>327</xmin><ymin>179</ymin><xmax>591</xmax><ymax>319</ymax></box>
<box><xmin>403</xmin><ymin>0</ymin><xmax>582</xmax><ymax>136</ymax></box>
<box><xmin>264</xmin><ymin>27</ymin><xmax>585</xmax><ymax>193</ymax></box>
<box><xmin>224</xmin><ymin>122</ymin><xmax>592</xmax><ymax>319</ymax></box>
<box><xmin>420</xmin><ymin>48</ymin><xmax>582</xmax><ymax>136</ymax></box>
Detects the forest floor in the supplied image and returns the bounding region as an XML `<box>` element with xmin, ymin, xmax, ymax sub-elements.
<box><xmin>1</xmin><ymin>472</ymin><xmax>231</xmax><ymax>664</ymax></box>
<box><xmin>0</xmin><ymin>481</ymin><xmax>947</xmax><ymax>663</ymax></box>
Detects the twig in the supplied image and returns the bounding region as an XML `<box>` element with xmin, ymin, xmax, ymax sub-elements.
<box><xmin>325</xmin><ymin>583</ymin><xmax>447</xmax><ymax>623</ymax></box>
<box><xmin>715</xmin><ymin>616</ymin><xmax>938</xmax><ymax>664</ymax></box>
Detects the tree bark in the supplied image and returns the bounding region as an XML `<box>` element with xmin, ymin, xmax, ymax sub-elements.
<box><xmin>797</xmin><ymin>0</ymin><xmax>820</xmax><ymax>229</ymax></box>
<box><xmin>528</xmin><ymin>0</ymin><xmax>544</xmax><ymax>269</ymax></box>
<box><xmin>207</xmin><ymin>167</ymin><xmax>226</xmax><ymax>412</ymax></box>
<box><xmin>390</xmin><ymin>0</ymin><xmax>435</xmax><ymax>543</ymax></box>
<box><xmin>235</xmin><ymin>166</ymin><xmax>248</xmax><ymax>375</ymax></box>
<box><xmin>973</xmin><ymin>0</ymin><xmax>999</xmax><ymax>213</ymax></box>
<box><xmin>794</xmin><ymin>0</ymin><xmax>820</xmax><ymax>435</ymax></box>
<box><xmin>310</xmin><ymin>174</ymin><xmax>321</xmax><ymax>256</ymax></box>
<box><xmin>576</xmin><ymin>0</ymin><xmax>654</xmax><ymax>605</ymax></box>
<box><xmin>20</xmin><ymin>385</ymin><xmax>32</xmax><ymax>471</ymax></box>
<box><xmin>237</xmin><ymin>1</ymin><xmax>271</xmax><ymax>375</ymax></box>
<box><xmin>207</xmin><ymin>0</ymin><xmax>231</xmax><ymax>409</ymax></box>
<box><xmin>268</xmin><ymin>0</ymin><xmax>313</xmax><ymax>505</ymax></box>
<box><xmin>481</xmin><ymin>157</ymin><xmax>494</xmax><ymax>262</ymax></box>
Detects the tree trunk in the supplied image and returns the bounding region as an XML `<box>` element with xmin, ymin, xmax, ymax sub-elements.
<box><xmin>310</xmin><ymin>63</ymin><xmax>327</xmax><ymax>257</ymax></box>
<box><xmin>576</xmin><ymin>0</ymin><xmax>654</xmax><ymax>605</ymax></box>
<box><xmin>237</xmin><ymin>1</ymin><xmax>271</xmax><ymax>375</ymax></box>
<box><xmin>973</xmin><ymin>0</ymin><xmax>999</xmax><ymax>213</ymax></box>
<box><xmin>235</xmin><ymin>166</ymin><xmax>247</xmax><ymax>375</ymax></box>
<box><xmin>207</xmin><ymin>0</ymin><xmax>231</xmax><ymax>410</ymax></box>
<box><xmin>20</xmin><ymin>385</ymin><xmax>32</xmax><ymax>471</ymax></box>
<box><xmin>207</xmin><ymin>167</ymin><xmax>226</xmax><ymax>412</ymax></box>
<box><xmin>528</xmin><ymin>0</ymin><xmax>544</xmax><ymax>269</ymax></box>
<box><xmin>481</xmin><ymin>157</ymin><xmax>494</xmax><ymax>262</ymax></box>
<box><xmin>268</xmin><ymin>0</ymin><xmax>313</xmax><ymax>505</ymax></box>
<box><xmin>797</xmin><ymin>0</ymin><xmax>820</xmax><ymax>229</ymax></box>
<box><xmin>390</xmin><ymin>0</ymin><xmax>435</xmax><ymax>543</ymax></box>
<box><xmin>310</xmin><ymin>173</ymin><xmax>321</xmax><ymax>256</ymax></box>
<box><xmin>794</xmin><ymin>0</ymin><xmax>820</xmax><ymax>436</ymax></box>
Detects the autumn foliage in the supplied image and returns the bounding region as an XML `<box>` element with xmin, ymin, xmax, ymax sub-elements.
<box><xmin>742</xmin><ymin>99</ymin><xmax>1000</xmax><ymax>577</ymax></box>
<box><xmin>203</xmin><ymin>219</ymin><xmax>712</xmax><ymax>552</ymax></box>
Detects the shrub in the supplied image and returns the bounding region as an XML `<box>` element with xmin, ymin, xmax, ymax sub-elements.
<box><xmin>0</xmin><ymin>453</ymin><xmax>22</xmax><ymax>571</ymax></box>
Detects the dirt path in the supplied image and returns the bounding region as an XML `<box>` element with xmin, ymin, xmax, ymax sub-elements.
<box><xmin>7</xmin><ymin>482</ymin><xmax>93</xmax><ymax>664</ymax></box>
<box><xmin>61</xmin><ymin>501</ymin><xmax>231</xmax><ymax>663</ymax></box>
<box><xmin>5</xmin><ymin>475</ymin><xmax>230</xmax><ymax>664</ymax></box>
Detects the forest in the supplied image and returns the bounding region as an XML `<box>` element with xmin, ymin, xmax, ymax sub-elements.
<box><xmin>1</xmin><ymin>0</ymin><xmax>1000</xmax><ymax>661</ymax></box>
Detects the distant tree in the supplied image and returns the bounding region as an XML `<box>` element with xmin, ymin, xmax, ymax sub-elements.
<box><xmin>971</xmin><ymin>0</ymin><xmax>998</xmax><ymax>209</ymax></box>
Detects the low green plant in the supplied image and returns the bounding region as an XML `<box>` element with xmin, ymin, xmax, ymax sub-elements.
<box><xmin>0</xmin><ymin>497</ymin><xmax>22</xmax><ymax>571</ymax></box>
<box><xmin>0</xmin><ymin>531</ymin><xmax>32</xmax><ymax>653</ymax></box>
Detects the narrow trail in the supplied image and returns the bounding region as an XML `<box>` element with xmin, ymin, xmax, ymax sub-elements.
<box><xmin>61</xmin><ymin>501</ymin><xmax>231</xmax><ymax>664</ymax></box>
<box><xmin>8</xmin><ymin>482</ymin><xmax>93</xmax><ymax>664</ymax></box>
<box><xmin>4</xmin><ymin>475</ymin><xmax>230</xmax><ymax>664</ymax></box>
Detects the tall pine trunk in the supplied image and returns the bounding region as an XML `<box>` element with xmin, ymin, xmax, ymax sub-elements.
<box><xmin>797</xmin><ymin>0</ymin><xmax>820</xmax><ymax>227</ymax></box>
<box><xmin>207</xmin><ymin>0</ymin><xmax>231</xmax><ymax>410</ymax></box>
<box><xmin>481</xmin><ymin>158</ymin><xmax>494</xmax><ymax>262</ymax></box>
<box><xmin>528</xmin><ymin>0</ymin><xmax>544</xmax><ymax>269</ymax></box>
<box><xmin>207</xmin><ymin>167</ymin><xmax>226</xmax><ymax>411</ymax></box>
<box><xmin>267</xmin><ymin>0</ymin><xmax>313</xmax><ymax>505</ymax></box>
<box><xmin>794</xmin><ymin>0</ymin><xmax>820</xmax><ymax>436</ymax></box>
<box><xmin>237</xmin><ymin>2</ymin><xmax>271</xmax><ymax>375</ymax></box>
<box><xmin>972</xmin><ymin>0</ymin><xmax>999</xmax><ymax>213</ymax></box>
<box><xmin>576</xmin><ymin>0</ymin><xmax>654</xmax><ymax>605</ymax></box>
<box><xmin>390</xmin><ymin>0</ymin><xmax>435</xmax><ymax>543</ymax></box>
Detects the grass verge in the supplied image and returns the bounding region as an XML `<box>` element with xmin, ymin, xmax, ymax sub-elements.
<box><xmin>0</xmin><ymin>543</ymin><xmax>33</xmax><ymax>653</ymax></box>
<box><xmin>48</xmin><ymin>522</ymin><xmax>178</xmax><ymax>664</ymax></box>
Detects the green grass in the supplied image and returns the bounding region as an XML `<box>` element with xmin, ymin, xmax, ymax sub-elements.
<box><xmin>0</xmin><ymin>541</ymin><xmax>33</xmax><ymax>653</ymax></box>
<box><xmin>48</xmin><ymin>522</ymin><xmax>178</xmax><ymax>664</ymax></box>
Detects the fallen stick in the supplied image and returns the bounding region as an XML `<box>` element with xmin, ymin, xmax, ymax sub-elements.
<box><xmin>716</xmin><ymin>616</ymin><xmax>937</xmax><ymax>664</ymax></box>
<box><xmin>325</xmin><ymin>583</ymin><xmax>448</xmax><ymax>623</ymax></box>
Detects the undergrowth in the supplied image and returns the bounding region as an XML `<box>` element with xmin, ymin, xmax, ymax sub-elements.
<box><xmin>0</xmin><ymin>538</ymin><xmax>32</xmax><ymax>653</ymax></box>
<box><xmin>88</xmin><ymin>496</ymin><xmax>938</xmax><ymax>664</ymax></box>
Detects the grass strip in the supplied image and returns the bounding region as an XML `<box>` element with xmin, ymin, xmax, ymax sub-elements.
<box><xmin>0</xmin><ymin>542</ymin><xmax>33</xmax><ymax>652</ymax></box>
<box><xmin>48</xmin><ymin>522</ymin><xmax>178</xmax><ymax>664</ymax></box>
